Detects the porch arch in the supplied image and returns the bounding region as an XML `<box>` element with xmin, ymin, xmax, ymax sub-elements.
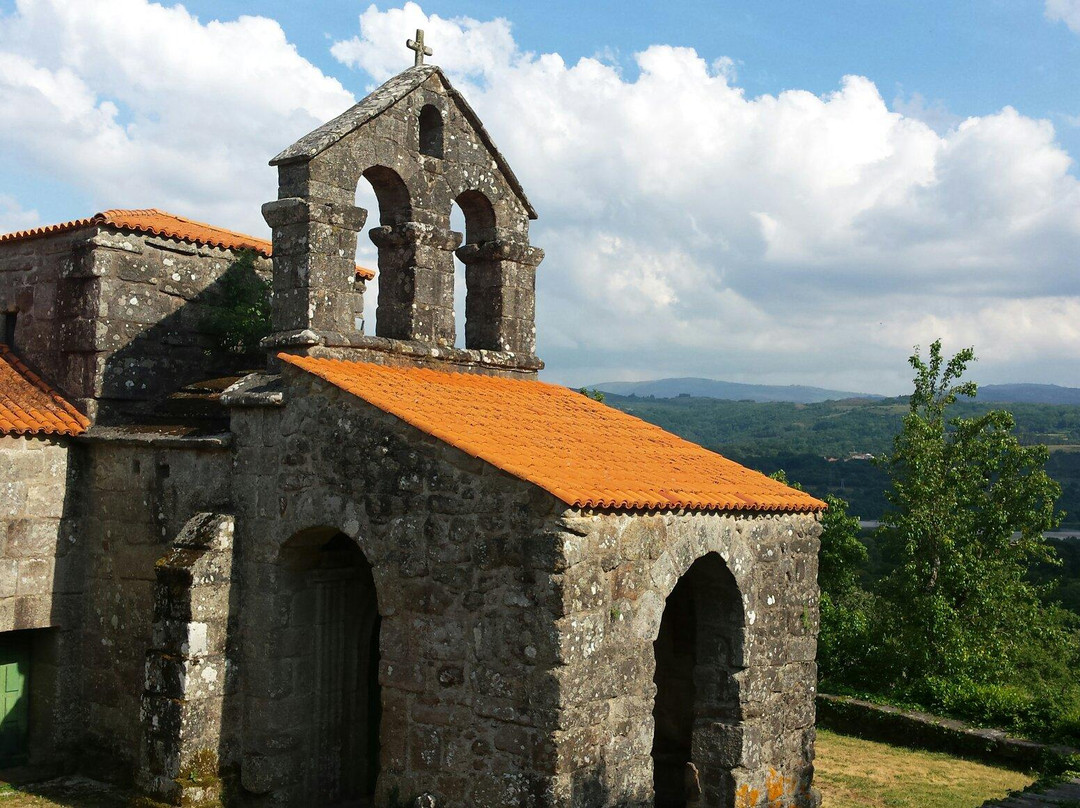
<box><xmin>653</xmin><ymin>551</ymin><xmax>746</xmax><ymax>808</ymax></box>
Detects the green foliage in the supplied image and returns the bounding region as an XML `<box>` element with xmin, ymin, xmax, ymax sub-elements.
<box><xmin>774</xmin><ymin>341</ymin><xmax>1080</xmax><ymax>747</ymax></box>
<box><xmin>605</xmin><ymin>394</ymin><xmax>1080</xmax><ymax>527</ymax></box>
<box><xmin>201</xmin><ymin>250</ymin><xmax>271</xmax><ymax>355</ymax></box>
<box><xmin>820</xmin><ymin>493</ymin><xmax>868</xmax><ymax>595</ymax></box>
<box><xmin>876</xmin><ymin>340</ymin><xmax>1064</xmax><ymax>687</ymax></box>
<box><xmin>814</xmin><ymin>492</ymin><xmax>880</xmax><ymax>686</ymax></box>
<box><xmin>578</xmin><ymin>387</ymin><xmax>606</xmax><ymax>403</ymax></box>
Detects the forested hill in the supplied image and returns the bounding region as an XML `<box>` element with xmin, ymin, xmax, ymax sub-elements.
<box><xmin>603</xmin><ymin>393</ymin><xmax>1080</xmax><ymax>526</ymax></box>
<box><xmin>978</xmin><ymin>383</ymin><xmax>1080</xmax><ymax>405</ymax></box>
<box><xmin>592</xmin><ymin>377</ymin><xmax>879</xmax><ymax>403</ymax></box>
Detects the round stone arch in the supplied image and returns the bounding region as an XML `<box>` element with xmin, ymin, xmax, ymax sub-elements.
<box><xmin>272</xmin><ymin>523</ymin><xmax>384</xmax><ymax>805</ymax></box>
<box><xmin>351</xmin><ymin>164</ymin><xmax>419</xmax><ymax>341</ymax></box>
<box><xmin>450</xmin><ymin>189</ymin><xmax>502</xmax><ymax>350</ymax></box>
<box><xmin>642</xmin><ymin>521</ymin><xmax>754</xmax><ymax>808</ymax></box>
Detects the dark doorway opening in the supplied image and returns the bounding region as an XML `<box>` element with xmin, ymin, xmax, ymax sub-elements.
<box><xmin>284</xmin><ymin>530</ymin><xmax>381</xmax><ymax>805</ymax></box>
<box><xmin>652</xmin><ymin>553</ymin><xmax>744</xmax><ymax>808</ymax></box>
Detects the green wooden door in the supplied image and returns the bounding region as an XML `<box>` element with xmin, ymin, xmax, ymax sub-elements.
<box><xmin>0</xmin><ymin>635</ymin><xmax>29</xmax><ymax>766</ymax></box>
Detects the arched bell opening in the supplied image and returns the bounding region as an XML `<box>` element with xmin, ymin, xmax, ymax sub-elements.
<box><xmin>453</xmin><ymin>190</ymin><xmax>500</xmax><ymax>350</ymax></box>
<box><xmin>280</xmin><ymin>527</ymin><xmax>382</xmax><ymax>805</ymax></box>
<box><xmin>652</xmin><ymin>552</ymin><xmax>745</xmax><ymax>808</ymax></box>
<box><xmin>355</xmin><ymin>166</ymin><xmax>413</xmax><ymax>341</ymax></box>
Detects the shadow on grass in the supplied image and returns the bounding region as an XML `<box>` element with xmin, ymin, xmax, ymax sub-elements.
<box><xmin>0</xmin><ymin>775</ymin><xmax>130</xmax><ymax>807</ymax></box>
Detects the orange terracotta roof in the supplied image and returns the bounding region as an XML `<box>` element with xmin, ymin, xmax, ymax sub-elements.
<box><xmin>0</xmin><ymin>209</ymin><xmax>375</xmax><ymax>280</ymax></box>
<box><xmin>280</xmin><ymin>355</ymin><xmax>826</xmax><ymax>513</ymax></box>
<box><xmin>0</xmin><ymin>345</ymin><xmax>89</xmax><ymax>437</ymax></box>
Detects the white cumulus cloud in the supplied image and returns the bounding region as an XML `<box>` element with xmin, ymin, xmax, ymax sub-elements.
<box><xmin>334</xmin><ymin>4</ymin><xmax>1080</xmax><ymax>390</ymax></box>
<box><xmin>1</xmin><ymin>1</ymin><xmax>1078</xmax><ymax>392</ymax></box>
<box><xmin>0</xmin><ymin>0</ymin><xmax>356</xmax><ymax>234</ymax></box>
<box><xmin>0</xmin><ymin>195</ymin><xmax>38</xmax><ymax>234</ymax></box>
<box><xmin>1047</xmin><ymin>0</ymin><xmax>1080</xmax><ymax>33</ymax></box>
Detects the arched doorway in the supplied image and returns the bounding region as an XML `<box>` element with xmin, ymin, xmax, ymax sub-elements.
<box><xmin>282</xmin><ymin>528</ymin><xmax>381</xmax><ymax>804</ymax></box>
<box><xmin>653</xmin><ymin>552</ymin><xmax>744</xmax><ymax>808</ymax></box>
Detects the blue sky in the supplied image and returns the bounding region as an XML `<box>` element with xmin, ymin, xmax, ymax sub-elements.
<box><xmin>1</xmin><ymin>1</ymin><xmax>1079</xmax><ymax>393</ymax></box>
<box><xmin>182</xmin><ymin>0</ymin><xmax>1080</xmax><ymax>151</ymax></box>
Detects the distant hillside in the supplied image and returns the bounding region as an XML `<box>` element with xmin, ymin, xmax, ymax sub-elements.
<box><xmin>978</xmin><ymin>384</ymin><xmax>1080</xmax><ymax>405</ymax></box>
<box><xmin>592</xmin><ymin>377</ymin><xmax>879</xmax><ymax>403</ymax></box>
<box><xmin>602</xmin><ymin>393</ymin><xmax>1080</xmax><ymax>526</ymax></box>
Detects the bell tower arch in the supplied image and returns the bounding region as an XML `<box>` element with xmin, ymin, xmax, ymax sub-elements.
<box><xmin>262</xmin><ymin>44</ymin><xmax>543</xmax><ymax>376</ymax></box>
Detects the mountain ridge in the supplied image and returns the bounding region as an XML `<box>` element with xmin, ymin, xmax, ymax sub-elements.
<box><xmin>591</xmin><ymin>378</ymin><xmax>1080</xmax><ymax>405</ymax></box>
<box><xmin>591</xmin><ymin>377</ymin><xmax>881</xmax><ymax>404</ymax></box>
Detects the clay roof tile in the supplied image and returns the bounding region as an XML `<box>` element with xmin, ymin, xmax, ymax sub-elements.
<box><xmin>0</xmin><ymin>346</ymin><xmax>89</xmax><ymax>437</ymax></box>
<box><xmin>281</xmin><ymin>355</ymin><xmax>826</xmax><ymax>514</ymax></box>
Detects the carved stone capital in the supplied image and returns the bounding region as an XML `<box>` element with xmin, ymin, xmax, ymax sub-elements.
<box><xmin>455</xmin><ymin>239</ymin><xmax>544</xmax><ymax>267</ymax></box>
<box><xmin>263</xmin><ymin>197</ymin><xmax>367</xmax><ymax>230</ymax></box>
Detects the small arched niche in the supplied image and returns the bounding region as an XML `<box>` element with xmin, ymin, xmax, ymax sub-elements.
<box><xmin>279</xmin><ymin>527</ymin><xmax>382</xmax><ymax>804</ymax></box>
<box><xmin>418</xmin><ymin>104</ymin><xmax>444</xmax><ymax>159</ymax></box>
<box><xmin>454</xmin><ymin>190</ymin><xmax>499</xmax><ymax>350</ymax></box>
<box><xmin>653</xmin><ymin>552</ymin><xmax>745</xmax><ymax>808</ymax></box>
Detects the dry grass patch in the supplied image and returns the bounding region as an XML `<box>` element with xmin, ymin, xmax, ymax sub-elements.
<box><xmin>815</xmin><ymin>729</ymin><xmax>1036</xmax><ymax>808</ymax></box>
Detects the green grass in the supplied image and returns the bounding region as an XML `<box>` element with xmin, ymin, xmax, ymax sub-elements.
<box><xmin>815</xmin><ymin>729</ymin><xmax>1036</xmax><ymax>807</ymax></box>
<box><xmin>0</xmin><ymin>732</ymin><xmax>1043</xmax><ymax>808</ymax></box>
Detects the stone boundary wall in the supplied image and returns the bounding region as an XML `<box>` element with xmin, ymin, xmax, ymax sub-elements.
<box><xmin>816</xmin><ymin>694</ymin><xmax>1080</xmax><ymax>771</ymax></box>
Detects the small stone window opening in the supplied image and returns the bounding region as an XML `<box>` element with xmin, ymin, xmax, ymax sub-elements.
<box><xmin>418</xmin><ymin>104</ymin><xmax>444</xmax><ymax>159</ymax></box>
<box><xmin>451</xmin><ymin>202</ymin><xmax>467</xmax><ymax>347</ymax></box>
<box><xmin>3</xmin><ymin>310</ymin><xmax>16</xmax><ymax>349</ymax></box>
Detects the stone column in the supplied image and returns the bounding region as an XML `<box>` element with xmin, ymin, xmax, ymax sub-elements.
<box><xmin>370</xmin><ymin>221</ymin><xmax>460</xmax><ymax>346</ymax></box>
<box><xmin>456</xmin><ymin>234</ymin><xmax>544</xmax><ymax>354</ymax></box>
<box><xmin>262</xmin><ymin>196</ymin><xmax>367</xmax><ymax>338</ymax></box>
<box><xmin>137</xmin><ymin>513</ymin><xmax>236</xmax><ymax>807</ymax></box>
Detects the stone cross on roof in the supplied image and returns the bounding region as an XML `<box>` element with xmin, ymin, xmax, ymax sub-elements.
<box><xmin>406</xmin><ymin>29</ymin><xmax>433</xmax><ymax>66</ymax></box>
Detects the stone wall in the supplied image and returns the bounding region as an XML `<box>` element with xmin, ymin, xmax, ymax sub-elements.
<box><xmin>0</xmin><ymin>434</ymin><xmax>78</xmax><ymax>630</ymax></box>
<box><xmin>75</xmin><ymin>437</ymin><xmax>233</xmax><ymax>782</ymax></box>
<box><xmin>139</xmin><ymin>512</ymin><xmax>237</xmax><ymax>806</ymax></box>
<box><xmin>0</xmin><ymin>227</ymin><xmax>272</xmax><ymax>420</ymax></box>
<box><xmin>226</xmin><ymin>367</ymin><xmax>822</xmax><ymax>808</ymax></box>
<box><xmin>0</xmin><ymin>228</ymin><xmax>98</xmax><ymax>409</ymax></box>
<box><xmin>547</xmin><ymin>510</ymin><xmax>822</xmax><ymax>808</ymax></box>
<box><xmin>229</xmin><ymin>367</ymin><xmax>565</xmax><ymax>806</ymax></box>
<box><xmin>0</xmin><ymin>433</ymin><xmax>82</xmax><ymax>763</ymax></box>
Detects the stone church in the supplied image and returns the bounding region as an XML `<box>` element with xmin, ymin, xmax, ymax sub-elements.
<box><xmin>0</xmin><ymin>39</ymin><xmax>826</xmax><ymax>808</ymax></box>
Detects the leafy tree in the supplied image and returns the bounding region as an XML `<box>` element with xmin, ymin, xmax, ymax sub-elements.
<box><xmin>877</xmin><ymin>339</ymin><xmax>1063</xmax><ymax>687</ymax></box>
<box><xmin>578</xmin><ymin>387</ymin><xmax>606</xmax><ymax>403</ymax></box>
<box><xmin>201</xmin><ymin>250</ymin><xmax>272</xmax><ymax>355</ymax></box>
<box><xmin>818</xmin><ymin>493</ymin><xmax>867</xmax><ymax>596</ymax></box>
